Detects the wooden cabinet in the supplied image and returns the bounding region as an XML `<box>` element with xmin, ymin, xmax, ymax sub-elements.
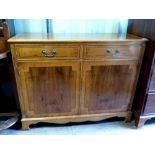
<box><xmin>149</xmin><ymin>69</ymin><xmax>155</xmax><ymax>91</ymax></box>
<box><xmin>134</xmin><ymin>45</ymin><xmax>155</xmax><ymax>127</ymax></box>
<box><xmin>8</xmin><ymin>33</ymin><xmax>146</xmax><ymax>130</ymax></box>
<box><xmin>128</xmin><ymin>19</ymin><xmax>155</xmax><ymax>127</ymax></box>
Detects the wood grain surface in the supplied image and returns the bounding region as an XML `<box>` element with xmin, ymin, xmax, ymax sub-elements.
<box><xmin>8</xmin><ymin>33</ymin><xmax>146</xmax><ymax>129</ymax></box>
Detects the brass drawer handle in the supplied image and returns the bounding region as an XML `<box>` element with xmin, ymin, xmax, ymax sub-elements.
<box><xmin>106</xmin><ymin>48</ymin><xmax>121</xmax><ymax>57</ymax></box>
<box><xmin>106</xmin><ymin>48</ymin><xmax>113</xmax><ymax>54</ymax></box>
<box><xmin>115</xmin><ymin>49</ymin><xmax>120</xmax><ymax>54</ymax></box>
<box><xmin>42</xmin><ymin>50</ymin><xmax>48</xmax><ymax>56</ymax></box>
<box><xmin>41</xmin><ymin>49</ymin><xmax>57</xmax><ymax>57</ymax></box>
<box><xmin>51</xmin><ymin>49</ymin><xmax>57</xmax><ymax>56</ymax></box>
<box><xmin>114</xmin><ymin>49</ymin><xmax>121</xmax><ymax>56</ymax></box>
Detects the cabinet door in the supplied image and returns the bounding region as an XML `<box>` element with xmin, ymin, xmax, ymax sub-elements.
<box><xmin>81</xmin><ymin>60</ymin><xmax>138</xmax><ymax>114</ymax></box>
<box><xmin>17</xmin><ymin>61</ymin><xmax>80</xmax><ymax>117</ymax></box>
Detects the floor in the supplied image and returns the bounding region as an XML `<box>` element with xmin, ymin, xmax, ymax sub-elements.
<box><xmin>1</xmin><ymin>117</ymin><xmax>155</xmax><ymax>155</ymax></box>
<box><xmin>1</xmin><ymin>117</ymin><xmax>155</xmax><ymax>135</ymax></box>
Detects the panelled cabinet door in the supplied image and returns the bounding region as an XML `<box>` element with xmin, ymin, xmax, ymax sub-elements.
<box><xmin>81</xmin><ymin>60</ymin><xmax>138</xmax><ymax>114</ymax></box>
<box><xmin>17</xmin><ymin>61</ymin><xmax>80</xmax><ymax>117</ymax></box>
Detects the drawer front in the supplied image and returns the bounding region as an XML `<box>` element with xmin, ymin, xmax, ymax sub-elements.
<box><xmin>149</xmin><ymin>69</ymin><xmax>155</xmax><ymax>92</ymax></box>
<box><xmin>84</xmin><ymin>44</ymin><xmax>141</xmax><ymax>59</ymax></box>
<box><xmin>15</xmin><ymin>44</ymin><xmax>81</xmax><ymax>59</ymax></box>
<box><xmin>144</xmin><ymin>93</ymin><xmax>155</xmax><ymax>114</ymax></box>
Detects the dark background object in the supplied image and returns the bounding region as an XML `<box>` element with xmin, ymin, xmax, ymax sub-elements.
<box><xmin>0</xmin><ymin>19</ymin><xmax>17</xmax><ymax>113</ymax></box>
<box><xmin>0</xmin><ymin>53</ymin><xmax>17</xmax><ymax>113</ymax></box>
<box><xmin>0</xmin><ymin>19</ymin><xmax>19</xmax><ymax>130</ymax></box>
<box><xmin>128</xmin><ymin>19</ymin><xmax>155</xmax><ymax>127</ymax></box>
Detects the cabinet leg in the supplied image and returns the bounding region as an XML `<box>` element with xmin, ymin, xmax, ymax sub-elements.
<box><xmin>135</xmin><ymin>117</ymin><xmax>151</xmax><ymax>128</ymax></box>
<box><xmin>124</xmin><ymin>113</ymin><xmax>132</xmax><ymax>122</ymax></box>
<box><xmin>21</xmin><ymin>122</ymin><xmax>30</xmax><ymax>130</ymax></box>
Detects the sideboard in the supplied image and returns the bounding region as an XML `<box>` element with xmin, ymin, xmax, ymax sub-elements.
<box><xmin>8</xmin><ymin>33</ymin><xmax>147</xmax><ymax>130</ymax></box>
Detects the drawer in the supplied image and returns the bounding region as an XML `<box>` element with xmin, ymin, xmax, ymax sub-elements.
<box><xmin>149</xmin><ymin>69</ymin><xmax>155</xmax><ymax>91</ymax></box>
<box><xmin>14</xmin><ymin>44</ymin><xmax>81</xmax><ymax>59</ymax></box>
<box><xmin>144</xmin><ymin>93</ymin><xmax>155</xmax><ymax>114</ymax></box>
<box><xmin>84</xmin><ymin>45</ymin><xmax>141</xmax><ymax>59</ymax></box>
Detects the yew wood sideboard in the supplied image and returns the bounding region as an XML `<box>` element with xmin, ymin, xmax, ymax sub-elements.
<box><xmin>8</xmin><ymin>33</ymin><xmax>147</xmax><ymax>130</ymax></box>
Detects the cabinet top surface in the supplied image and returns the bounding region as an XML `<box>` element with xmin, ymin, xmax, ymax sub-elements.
<box><xmin>8</xmin><ymin>33</ymin><xmax>147</xmax><ymax>43</ymax></box>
